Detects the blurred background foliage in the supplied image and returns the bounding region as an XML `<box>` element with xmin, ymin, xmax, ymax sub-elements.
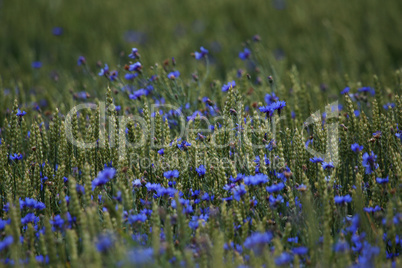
<box><xmin>1</xmin><ymin>0</ymin><xmax>401</xmax><ymax>79</ymax></box>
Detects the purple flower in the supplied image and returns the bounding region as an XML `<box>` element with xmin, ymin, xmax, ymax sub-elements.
<box><xmin>125</xmin><ymin>72</ymin><xmax>139</xmax><ymax>80</ymax></box>
<box><xmin>363</xmin><ymin>206</ymin><xmax>381</xmax><ymax>213</ymax></box>
<box><xmin>292</xmin><ymin>246</ymin><xmax>308</xmax><ymax>255</ymax></box>
<box><xmin>133</xmin><ymin>179</ymin><xmax>142</xmax><ymax>188</ymax></box>
<box><xmin>358</xmin><ymin>86</ymin><xmax>375</xmax><ymax>96</ymax></box>
<box><xmin>0</xmin><ymin>236</ymin><xmax>13</xmax><ymax>252</ymax></box>
<box><xmin>222</xmin><ymin>81</ymin><xmax>236</xmax><ymax>92</ymax></box>
<box><xmin>239</xmin><ymin>48</ymin><xmax>251</xmax><ymax>60</ymax></box>
<box><xmin>128</xmin><ymin>48</ymin><xmax>139</xmax><ymax>59</ymax></box>
<box><xmin>189</xmin><ymin>216</ymin><xmax>199</xmax><ymax>230</ymax></box>
<box><xmin>167</xmin><ymin>71</ymin><xmax>180</xmax><ymax>79</ymax></box>
<box><xmin>50</xmin><ymin>215</ymin><xmax>65</xmax><ymax>231</ymax></box>
<box><xmin>16</xmin><ymin>109</ymin><xmax>27</xmax><ymax>117</ymax></box>
<box><xmin>264</xmin><ymin>92</ymin><xmax>279</xmax><ymax>105</ymax></box>
<box><xmin>128</xmin><ymin>214</ymin><xmax>147</xmax><ymax>224</ymax></box>
<box><xmin>322</xmin><ymin>161</ymin><xmax>335</xmax><ymax>170</ymax></box>
<box><xmin>77</xmin><ymin>56</ymin><xmax>86</xmax><ymax>66</ymax></box>
<box><xmin>232</xmin><ymin>184</ymin><xmax>247</xmax><ymax>201</ymax></box>
<box><xmin>32</xmin><ymin>61</ymin><xmax>42</xmax><ymax>69</ymax></box>
<box><xmin>96</xmin><ymin>234</ymin><xmax>115</xmax><ymax>252</ymax></box>
<box><xmin>275</xmin><ymin>252</ymin><xmax>293</xmax><ymax>266</ymax></box>
<box><xmin>376</xmin><ymin>176</ymin><xmax>389</xmax><ymax>184</ymax></box>
<box><xmin>21</xmin><ymin>213</ymin><xmax>39</xmax><ymax>225</ymax></box>
<box><xmin>351</xmin><ymin>143</ymin><xmax>363</xmax><ymax>153</ymax></box>
<box><xmin>9</xmin><ymin>153</ymin><xmax>23</xmax><ymax>161</ymax></box>
<box><xmin>194</xmin><ymin>46</ymin><xmax>208</xmax><ymax>60</ymax></box>
<box><xmin>310</xmin><ymin>157</ymin><xmax>324</xmax><ymax>163</ymax></box>
<box><xmin>266</xmin><ymin>182</ymin><xmax>285</xmax><ymax>193</ymax></box>
<box><xmin>164</xmin><ymin>170</ymin><xmax>179</xmax><ymax>179</ymax></box>
<box><xmin>244</xmin><ymin>174</ymin><xmax>268</xmax><ymax>186</ymax></box>
<box><xmin>362</xmin><ymin>151</ymin><xmax>378</xmax><ymax>174</ymax></box>
<box><xmin>244</xmin><ymin>232</ymin><xmax>273</xmax><ymax>253</ymax></box>
<box><xmin>196</xmin><ymin>165</ymin><xmax>206</xmax><ymax>177</ymax></box>
<box><xmin>341</xmin><ymin>87</ymin><xmax>350</xmax><ymax>94</ymax></box>
<box><xmin>334</xmin><ymin>240</ymin><xmax>350</xmax><ymax>252</ymax></box>
<box><xmin>334</xmin><ymin>194</ymin><xmax>352</xmax><ymax>205</ymax></box>
<box><xmin>52</xmin><ymin>27</ymin><xmax>63</xmax><ymax>36</ymax></box>
<box><xmin>98</xmin><ymin>64</ymin><xmax>109</xmax><ymax>76</ymax></box>
<box><xmin>109</xmin><ymin>71</ymin><xmax>118</xmax><ymax>81</ymax></box>
<box><xmin>92</xmin><ymin>168</ymin><xmax>116</xmax><ymax>190</ymax></box>
<box><xmin>129</xmin><ymin>89</ymin><xmax>147</xmax><ymax>100</ymax></box>
<box><xmin>269</xmin><ymin>194</ymin><xmax>284</xmax><ymax>206</ymax></box>
<box><xmin>128</xmin><ymin>62</ymin><xmax>142</xmax><ymax>72</ymax></box>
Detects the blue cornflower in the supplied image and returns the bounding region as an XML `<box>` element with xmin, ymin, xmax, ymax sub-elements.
<box><xmin>230</xmin><ymin>173</ymin><xmax>245</xmax><ymax>183</ymax></box>
<box><xmin>0</xmin><ymin>219</ymin><xmax>9</xmax><ymax>231</ymax></box>
<box><xmin>133</xmin><ymin>179</ymin><xmax>141</xmax><ymax>188</ymax></box>
<box><xmin>167</xmin><ymin>71</ymin><xmax>180</xmax><ymax>79</ymax></box>
<box><xmin>92</xmin><ymin>168</ymin><xmax>116</xmax><ymax>190</ymax></box>
<box><xmin>158</xmin><ymin>148</ymin><xmax>165</xmax><ymax>155</ymax></box>
<box><xmin>35</xmin><ymin>255</ymin><xmax>49</xmax><ymax>264</ymax></box>
<box><xmin>354</xmin><ymin>110</ymin><xmax>360</xmax><ymax>117</ymax></box>
<box><xmin>264</xmin><ymin>92</ymin><xmax>279</xmax><ymax>105</ymax></box>
<box><xmin>358</xmin><ymin>86</ymin><xmax>375</xmax><ymax>96</ymax></box>
<box><xmin>287</xmin><ymin>237</ymin><xmax>298</xmax><ymax>243</ymax></box>
<box><xmin>128</xmin><ymin>214</ymin><xmax>147</xmax><ymax>224</ymax></box>
<box><xmin>341</xmin><ymin>87</ymin><xmax>350</xmax><ymax>94</ymax></box>
<box><xmin>244</xmin><ymin>174</ymin><xmax>268</xmax><ymax>186</ymax></box>
<box><xmin>322</xmin><ymin>161</ymin><xmax>335</xmax><ymax>170</ymax></box>
<box><xmin>109</xmin><ymin>70</ymin><xmax>118</xmax><ymax>81</ymax></box>
<box><xmin>363</xmin><ymin>206</ymin><xmax>381</xmax><ymax>213</ymax></box>
<box><xmin>128</xmin><ymin>48</ymin><xmax>139</xmax><ymax>59</ymax></box>
<box><xmin>125</xmin><ymin>72</ymin><xmax>139</xmax><ymax>80</ymax></box>
<box><xmin>98</xmin><ymin>64</ymin><xmax>109</xmax><ymax>76</ymax></box>
<box><xmin>362</xmin><ymin>151</ymin><xmax>378</xmax><ymax>174</ymax></box>
<box><xmin>270</xmin><ymin>100</ymin><xmax>286</xmax><ymax>112</ymax></box>
<box><xmin>396</xmin><ymin>131</ymin><xmax>402</xmax><ymax>142</ymax></box>
<box><xmin>127</xmin><ymin>248</ymin><xmax>153</xmax><ymax>265</ymax></box>
<box><xmin>275</xmin><ymin>252</ymin><xmax>293</xmax><ymax>266</ymax></box>
<box><xmin>77</xmin><ymin>56</ymin><xmax>86</xmax><ymax>66</ymax></box>
<box><xmin>128</xmin><ymin>62</ymin><xmax>142</xmax><ymax>72</ymax></box>
<box><xmin>9</xmin><ymin>153</ymin><xmax>23</xmax><ymax>161</ymax></box>
<box><xmin>376</xmin><ymin>176</ymin><xmax>389</xmax><ymax>184</ymax></box>
<box><xmin>259</xmin><ymin>105</ymin><xmax>274</xmax><ymax>117</ymax></box>
<box><xmin>21</xmin><ymin>213</ymin><xmax>39</xmax><ymax>225</ymax></box>
<box><xmin>196</xmin><ymin>165</ymin><xmax>206</xmax><ymax>177</ymax></box>
<box><xmin>0</xmin><ymin>236</ymin><xmax>13</xmax><ymax>252</ymax></box>
<box><xmin>52</xmin><ymin>26</ymin><xmax>63</xmax><ymax>36</ymax></box>
<box><xmin>334</xmin><ymin>240</ymin><xmax>350</xmax><ymax>253</ymax></box>
<box><xmin>334</xmin><ymin>194</ymin><xmax>352</xmax><ymax>205</ymax></box>
<box><xmin>96</xmin><ymin>234</ymin><xmax>115</xmax><ymax>252</ymax></box>
<box><xmin>50</xmin><ymin>215</ymin><xmax>65</xmax><ymax>231</ymax></box>
<box><xmin>232</xmin><ymin>184</ymin><xmax>247</xmax><ymax>201</ymax></box>
<box><xmin>16</xmin><ymin>109</ymin><xmax>27</xmax><ymax>117</ymax></box>
<box><xmin>310</xmin><ymin>157</ymin><xmax>324</xmax><ymax>163</ymax></box>
<box><xmin>32</xmin><ymin>61</ymin><xmax>42</xmax><ymax>69</ymax></box>
<box><xmin>130</xmin><ymin>89</ymin><xmax>148</xmax><ymax>100</ymax></box>
<box><xmin>239</xmin><ymin>48</ymin><xmax>251</xmax><ymax>60</ymax></box>
<box><xmin>292</xmin><ymin>246</ymin><xmax>308</xmax><ymax>255</ymax></box>
<box><xmin>346</xmin><ymin>214</ymin><xmax>359</xmax><ymax>233</ymax></box>
<box><xmin>351</xmin><ymin>143</ymin><xmax>363</xmax><ymax>153</ymax></box>
<box><xmin>269</xmin><ymin>194</ymin><xmax>284</xmax><ymax>206</ymax></box>
<box><xmin>383</xmin><ymin>102</ymin><xmax>395</xmax><ymax>110</ymax></box>
<box><xmin>194</xmin><ymin>46</ymin><xmax>208</xmax><ymax>60</ymax></box>
<box><xmin>244</xmin><ymin>232</ymin><xmax>273</xmax><ymax>253</ymax></box>
<box><xmin>189</xmin><ymin>216</ymin><xmax>199</xmax><ymax>230</ymax></box>
<box><xmin>164</xmin><ymin>170</ymin><xmax>179</xmax><ymax>179</ymax></box>
<box><xmin>145</xmin><ymin>183</ymin><xmax>160</xmax><ymax>192</ymax></box>
<box><xmin>266</xmin><ymin>182</ymin><xmax>285</xmax><ymax>193</ymax></box>
<box><xmin>221</xmin><ymin>80</ymin><xmax>236</xmax><ymax>92</ymax></box>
